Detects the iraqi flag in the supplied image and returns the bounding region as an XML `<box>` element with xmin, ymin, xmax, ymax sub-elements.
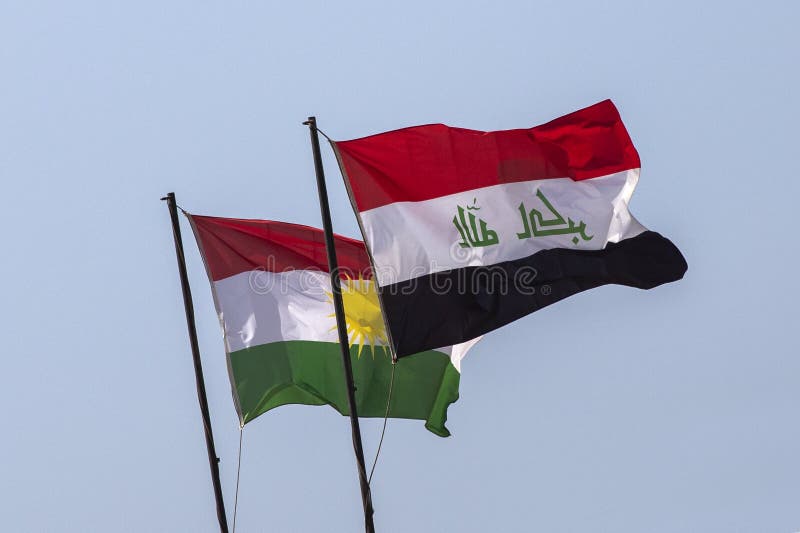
<box><xmin>332</xmin><ymin>100</ymin><xmax>687</xmax><ymax>357</ymax></box>
<box><xmin>187</xmin><ymin>215</ymin><xmax>479</xmax><ymax>437</ymax></box>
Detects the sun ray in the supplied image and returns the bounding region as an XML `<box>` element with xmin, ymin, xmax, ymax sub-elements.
<box><xmin>324</xmin><ymin>275</ymin><xmax>388</xmax><ymax>358</ymax></box>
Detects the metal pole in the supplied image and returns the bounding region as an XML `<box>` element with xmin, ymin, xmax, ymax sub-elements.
<box><xmin>162</xmin><ymin>192</ymin><xmax>229</xmax><ymax>533</ymax></box>
<box><xmin>303</xmin><ymin>117</ymin><xmax>376</xmax><ymax>533</ymax></box>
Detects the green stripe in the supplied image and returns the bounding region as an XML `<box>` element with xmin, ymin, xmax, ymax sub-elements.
<box><xmin>230</xmin><ymin>341</ymin><xmax>460</xmax><ymax>437</ymax></box>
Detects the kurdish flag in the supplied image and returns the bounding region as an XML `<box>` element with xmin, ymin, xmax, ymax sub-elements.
<box><xmin>187</xmin><ymin>215</ymin><xmax>478</xmax><ymax>437</ymax></box>
<box><xmin>332</xmin><ymin>100</ymin><xmax>687</xmax><ymax>356</ymax></box>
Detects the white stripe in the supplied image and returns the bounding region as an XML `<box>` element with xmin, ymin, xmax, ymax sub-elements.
<box><xmin>211</xmin><ymin>269</ymin><xmax>475</xmax><ymax>369</ymax></box>
<box><xmin>443</xmin><ymin>336</ymin><xmax>480</xmax><ymax>373</ymax></box>
<box><xmin>213</xmin><ymin>269</ymin><xmax>337</xmax><ymax>352</ymax></box>
<box><xmin>359</xmin><ymin>170</ymin><xmax>646</xmax><ymax>285</ymax></box>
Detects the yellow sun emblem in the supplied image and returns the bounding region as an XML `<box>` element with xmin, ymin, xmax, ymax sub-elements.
<box><xmin>326</xmin><ymin>274</ymin><xmax>389</xmax><ymax>358</ymax></box>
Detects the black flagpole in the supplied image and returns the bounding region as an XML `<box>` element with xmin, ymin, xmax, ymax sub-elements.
<box><xmin>162</xmin><ymin>192</ymin><xmax>230</xmax><ymax>533</ymax></box>
<box><xmin>304</xmin><ymin>117</ymin><xmax>376</xmax><ymax>533</ymax></box>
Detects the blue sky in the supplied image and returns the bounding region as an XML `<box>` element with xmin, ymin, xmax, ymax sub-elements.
<box><xmin>1</xmin><ymin>1</ymin><xmax>798</xmax><ymax>531</ymax></box>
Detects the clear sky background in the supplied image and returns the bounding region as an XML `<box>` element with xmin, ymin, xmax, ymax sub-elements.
<box><xmin>1</xmin><ymin>1</ymin><xmax>798</xmax><ymax>532</ymax></box>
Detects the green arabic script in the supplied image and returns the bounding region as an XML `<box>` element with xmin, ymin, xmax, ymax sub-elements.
<box><xmin>516</xmin><ymin>189</ymin><xmax>594</xmax><ymax>245</ymax></box>
<box><xmin>453</xmin><ymin>204</ymin><xmax>499</xmax><ymax>248</ymax></box>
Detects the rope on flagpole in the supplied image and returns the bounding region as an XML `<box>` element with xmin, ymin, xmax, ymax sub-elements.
<box><xmin>368</xmin><ymin>360</ymin><xmax>396</xmax><ymax>485</ymax></box>
<box><xmin>315</xmin><ymin>127</ymin><xmax>333</xmax><ymax>142</ymax></box>
<box><xmin>232</xmin><ymin>426</ymin><xmax>244</xmax><ymax>533</ymax></box>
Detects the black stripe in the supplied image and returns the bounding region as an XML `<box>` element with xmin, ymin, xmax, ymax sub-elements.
<box><xmin>379</xmin><ymin>231</ymin><xmax>687</xmax><ymax>357</ymax></box>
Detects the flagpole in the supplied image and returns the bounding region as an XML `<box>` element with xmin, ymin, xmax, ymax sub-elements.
<box><xmin>303</xmin><ymin>117</ymin><xmax>377</xmax><ymax>533</ymax></box>
<box><xmin>162</xmin><ymin>192</ymin><xmax>230</xmax><ymax>533</ymax></box>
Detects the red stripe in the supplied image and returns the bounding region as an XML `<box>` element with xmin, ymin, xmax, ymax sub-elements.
<box><xmin>188</xmin><ymin>215</ymin><xmax>371</xmax><ymax>282</ymax></box>
<box><xmin>334</xmin><ymin>100</ymin><xmax>640</xmax><ymax>212</ymax></box>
